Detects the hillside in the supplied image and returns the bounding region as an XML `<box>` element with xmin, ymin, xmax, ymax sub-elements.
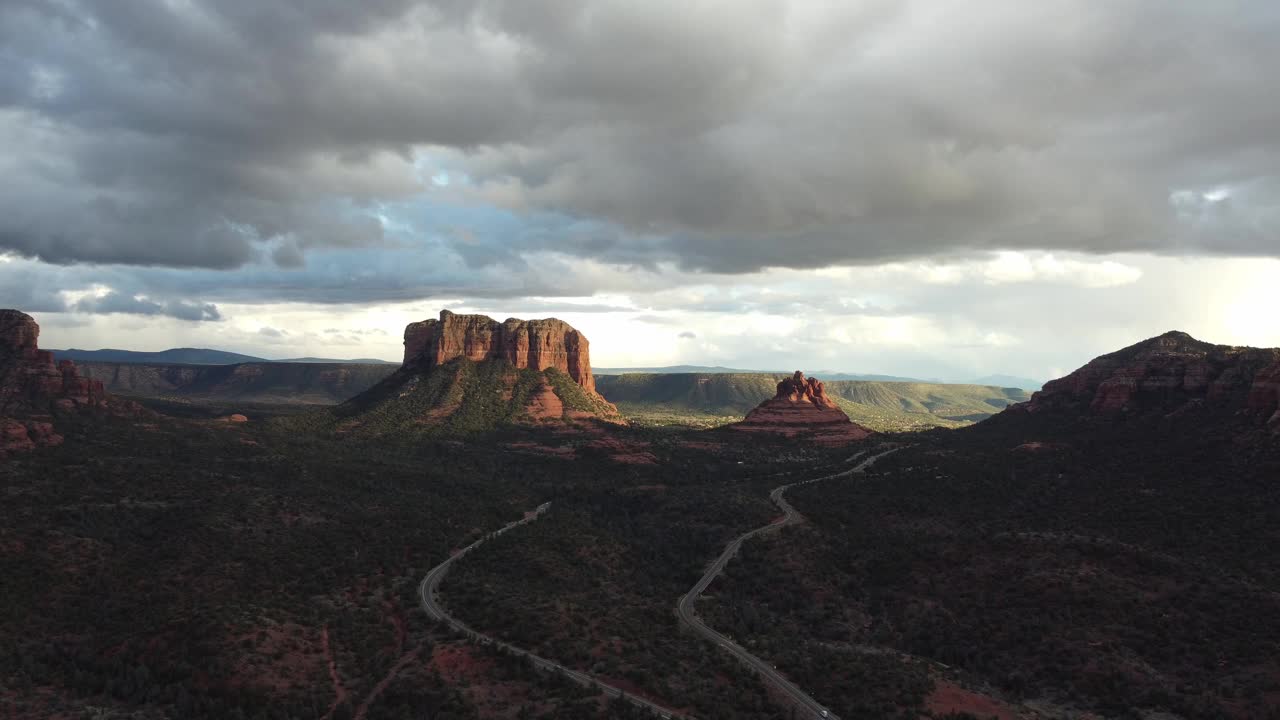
<box><xmin>595</xmin><ymin>373</ymin><xmax>1030</xmax><ymax>431</ymax></box>
<box><xmin>78</xmin><ymin>361</ymin><xmax>397</xmax><ymax>404</ymax></box>
<box><xmin>320</xmin><ymin>359</ymin><xmax>622</xmax><ymax>438</ymax></box>
<box><xmin>1002</xmin><ymin>330</ymin><xmax>1280</xmax><ymax>433</ymax></box>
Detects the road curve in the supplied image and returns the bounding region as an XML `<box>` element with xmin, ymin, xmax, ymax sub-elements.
<box><xmin>677</xmin><ymin>446</ymin><xmax>902</xmax><ymax>720</ymax></box>
<box><xmin>419</xmin><ymin>502</ymin><xmax>684</xmax><ymax>719</ymax></box>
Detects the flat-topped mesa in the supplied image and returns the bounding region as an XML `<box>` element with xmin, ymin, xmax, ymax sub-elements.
<box><xmin>734</xmin><ymin>371</ymin><xmax>873</xmax><ymax>443</ymax></box>
<box><xmin>403</xmin><ymin>310</ymin><xmax>596</xmax><ymax>392</ymax></box>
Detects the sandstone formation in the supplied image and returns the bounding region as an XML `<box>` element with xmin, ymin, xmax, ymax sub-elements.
<box><xmin>1</xmin><ymin>309</ymin><xmax>108</xmax><ymax>456</ymax></box>
<box><xmin>733</xmin><ymin>371</ymin><xmax>873</xmax><ymax>444</ymax></box>
<box><xmin>1012</xmin><ymin>331</ymin><xmax>1280</xmax><ymax>429</ymax></box>
<box><xmin>334</xmin><ymin>310</ymin><xmax>621</xmax><ymax>434</ymax></box>
<box><xmin>404</xmin><ymin>310</ymin><xmax>595</xmax><ymax>392</ymax></box>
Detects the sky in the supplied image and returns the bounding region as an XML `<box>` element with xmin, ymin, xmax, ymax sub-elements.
<box><xmin>2</xmin><ymin>1</ymin><xmax>1279</xmax><ymax>382</ymax></box>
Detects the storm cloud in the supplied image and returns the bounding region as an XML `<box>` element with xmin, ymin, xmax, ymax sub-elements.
<box><xmin>2</xmin><ymin>0</ymin><xmax>1278</xmax><ymax>279</ymax></box>
<box><xmin>72</xmin><ymin>291</ymin><xmax>221</xmax><ymax>321</ymax></box>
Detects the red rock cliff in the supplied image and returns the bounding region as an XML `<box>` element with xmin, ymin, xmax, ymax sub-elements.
<box><xmin>1015</xmin><ymin>331</ymin><xmax>1280</xmax><ymax>428</ymax></box>
<box><xmin>1</xmin><ymin>309</ymin><xmax>109</xmax><ymax>455</ymax></box>
<box><xmin>734</xmin><ymin>371</ymin><xmax>872</xmax><ymax>443</ymax></box>
<box><xmin>403</xmin><ymin>310</ymin><xmax>596</xmax><ymax>392</ymax></box>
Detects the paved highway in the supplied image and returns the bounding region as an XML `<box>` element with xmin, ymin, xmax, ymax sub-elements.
<box><xmin>676</xmin><ymin>446</ymin><xmax>902</xmax><ymax>720</ymax></box>
<box><xmin>419</xmin><ymin>502</ymin><xmax>684</xmax><ymax>719</ymax></box>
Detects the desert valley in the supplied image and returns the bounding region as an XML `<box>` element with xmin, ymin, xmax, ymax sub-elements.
<box><xmin>4</xmin><ymin>307</ymin><xmax>1280</xmax><ymax>720</ymax></box>
<box><xmin>6</xmin><ymin>3</ymin><xmax>1280</xmax><ymax>719</ymax></box>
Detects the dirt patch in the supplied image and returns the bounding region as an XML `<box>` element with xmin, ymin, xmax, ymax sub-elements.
<box><xmin>925</xmin><ymin>681</ymin><xmax>1018</xmax><ymax>720</ymax></box>
<box><xmin>1013</xmin><ymin>441</ymin><xmax>1067</xmax><ymax>452</ymax></box>
<box><xmin>226</xmin><ymin>622</ymin><xmax>327</xmax><ymax>695</ymax></box>
<box><xmin>588</xmin><ymin>436</ymin><xmax>659</xmax><ymax>465</ymax></box>
<box><xmin>677</xmin><ymin>440</ymin><xmax>724</xmax><ymax>452</ymax></box>
<box><xmin>429</xmin><ymin>642</ymin><xmax>496</xmax><ymax>684</ymax></box>
<box><xmin>502</xmin><ymin>440</ymin><xmax>576</xmax><ymax>458</ymax></box>
<box><xmin>623</xmin><ymin>484</ymin><xmax>668</xmax><ymax>493</ymax></box>
<box><xmin>523</xmin><ymin>382</ymin><xmax>565</xmax><ymax>421</ymax></box>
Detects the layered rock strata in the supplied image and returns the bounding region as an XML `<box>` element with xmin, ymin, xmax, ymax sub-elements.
<box><xmin>404</xmin><ymin>310</ymin><xmax>595</xmax><ymax>392</ymax></box>
<box><xmin>1015</xmin><ymin>331</ymin><xmax>1280</xmax><ymax>428</ymax></box>
<box><xmin>734</xmin><ymin>371</ymin><xmax>873</xmax><ymax>443</ymax></box>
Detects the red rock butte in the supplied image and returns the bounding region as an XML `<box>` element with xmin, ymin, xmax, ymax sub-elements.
<box><xmin>1</xmin><ymin>309</ymin><xmax>109</xmax><ymax>456</ymax></box>
<box><xmin>1012</xmin><ymin>330</ymin><xmax>1280</xmax><ymax>429</ymax></box>
<box><xmin>403</xmin><ymin>309</ymin><xmax>596</xmax><ymax>393</ymax></box>
<box><xmin>734</xmin><ymin>371</ymin><xmax>873</xmax><ymax>443</ymax></box>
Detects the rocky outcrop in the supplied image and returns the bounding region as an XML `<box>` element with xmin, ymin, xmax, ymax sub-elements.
<box><xmin>403</xmin><ymin>310</ymin><xmax>595</xmax><ymax>392</ymax></box>
<box><xmin>1013</xmin><ymin>331</ymin><xmax>1280</xmax><ymax>429</ymax></box>
<box><xmin>333</xmin><ymin>311</ymin><xmax>620</xmax><ymax>436</ymax></box>
<box><xmin>1</xmin><ymin>309</ymin><xmax>109</xmax><ymax>456</ymax></box>
<box><xmin>733</xmin><ymin>371</ymin><xmax>873</xmax><ymax>444</ymax></box>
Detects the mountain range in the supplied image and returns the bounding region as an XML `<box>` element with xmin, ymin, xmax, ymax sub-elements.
<box><xmin>50</xmin><ymin>347</ymin><xmax>397</xmax><ymax>365</ymax></box>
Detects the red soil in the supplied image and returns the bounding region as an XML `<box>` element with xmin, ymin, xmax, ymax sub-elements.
<box><xmin>524</xmin><ymin>382</ymin><xmax>565</xmax><ymax>420</ymax></box>
<box><xmin>587</xmin><ymin>436</ymin><xmax>659</xmax><ymax>464</ymax></box>
<box><xmin>429</xmin><ymin>642</ymin><xmax>496</xmax><ymax>684</ymax></box>
<box><xmin>502</xmin><ymin>441</ymin><xmax>577</xmax><ymax>458</ymax></box>
<box><xmin>225</xmin><ymin>623</ymin><xmax>327</xmax><ymax>695</ymax></box>
<box><xmin>925</xmin><ymin>681</ymin><xmax>1018</xmax><ymax>720</ymax></box>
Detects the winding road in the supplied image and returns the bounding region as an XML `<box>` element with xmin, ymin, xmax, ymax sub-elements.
<box><xmin>419</xmin><ymin>446</ymin><xmax>900</xmax><ymax>719</ymax></box>
<box><xmin>418</xmin><ymin>502</ymin><xmax>683</xmax><ymax>719</ymax></box>
<box><xmin>676</xmin><ymin>446</ymin><xmax>902</xmax><ymax>720</ymax></box>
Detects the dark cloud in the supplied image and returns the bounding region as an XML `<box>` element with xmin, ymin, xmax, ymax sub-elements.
<box><xmin>73</xmin><ymin>291</ymin><xmax>221</xmax><ymax>321</ymax></box>
<box><xmin>1</xmin><ymin>0</ymin><xmax>1278</xmax><ymax>282</ymax></box>
<box><xmin>678</xmin><ymin>331</ymin><xmax>697</xmax><ymax>339</ymax></box>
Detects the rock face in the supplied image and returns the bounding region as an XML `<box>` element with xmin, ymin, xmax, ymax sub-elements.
<box><xmin>733</xmin><ymin>371</ymin><xmax>873</xmax><ymax>443</ymax></box>
<box><xmin>404</xmin><ymin>310</ymin><xmax>595</xmax><ymax>392</ymax></box>
<box><xmin>1013</xmin><ymin>331</ymin><xmax>1280</xmax><ymax>429</ymax></box>
<box><xmin>334</xmin><ymin>310</ymin><xmax>621</xmax><ymax>435</ymax></box>
<box><xmin>1</xmin><ymin>309</ymin><xmax>108</xmax><ymax>456</ymax></box>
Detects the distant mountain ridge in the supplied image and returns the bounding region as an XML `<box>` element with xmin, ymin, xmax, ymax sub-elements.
<box><xmin>595</xmin><ymin>372</ymin><xmax>1030</xmax><ymax>431</ymax></box>
<box><xmin>52</xmin><ymin>347</ymin><xmax>266</xmax><ymax>365</ymax></box>
<box><xmin>278</xmin><ymin>356</ymin><xmax>396</xmax><ymax>364</ymax></box>
<box><xmin>77</xmin><ymin>361</ymin><xmax>398</xmax><ymax>404</ymax></box>
<box><xmin>51</xmin><ymin>348</ymin><xmax>396</xmax><ymax>365</ymax></box>
<box><xmin>970</xmin><ymin>374</ymin><xmax>1042</xmax><ymax>391</ymax></box>
<box><xmin>595</xmin><ymin>365</ymin><xmax>930</xmax><ymax>383</ymax></box>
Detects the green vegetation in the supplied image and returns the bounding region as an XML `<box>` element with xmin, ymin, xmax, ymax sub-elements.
<box><xmin>443</xmin><ymin>445</ymin><xmax>869</xmax><ymax>719</ymax></box>
<box><xmin>596</xmin><ymin>373</ymin><xmax>1030</xmax><ymax>431</ymax></box>
<box><xmin>543</xmin><ymin>367</ymin><xmax>621</xmax><ymax>417</ymax></box>
<box><xmin>7</xmin><ymin>350</ymin><xmax>1278</xmax><ymax>719</ymax></box>
<box><xmin>704</xmin><ymin>416</ymin><xmax>1280</xmax><ymax>719</ymax></box>
<box><xmin>0</xmin><ymin>408</ymin><xmax>551</xmax><ymax>719</ymax></box>
<box><xmin>283</xmin><ymin>358</ymin><xmax>620</xmax><ymax>440</ymax></box>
